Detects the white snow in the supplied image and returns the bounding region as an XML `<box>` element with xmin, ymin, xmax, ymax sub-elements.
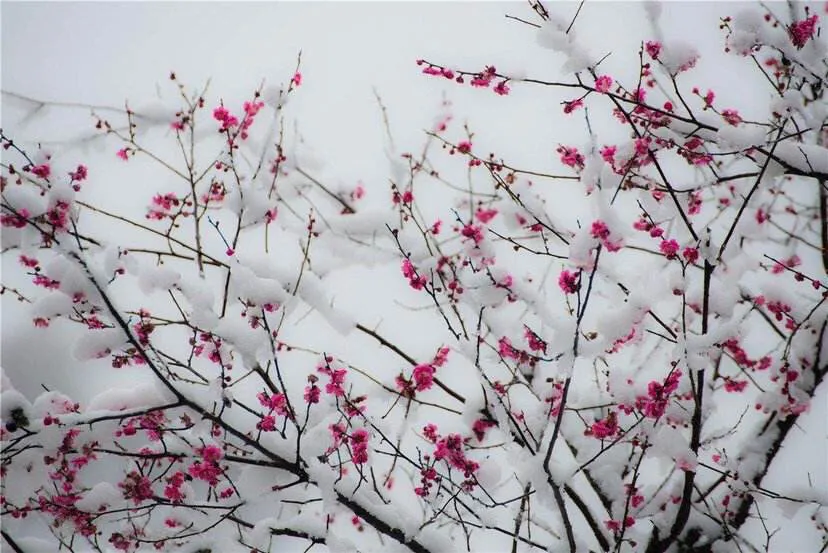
<box><xmin>75</xmin><ymin>482</ymin><xmax>122</xmax><ymax>513</ymax></box>
<box><xmin>536</xmin><ymin>16</ymin><xmax>594</xmax><ymax>73</ymax></box>
<box><xmin>86</xmin><ymin>382</ymin><xmax>165</xmax><ymax>411</ymax></box>
<box><xmin>73</xmin><ymin>327</ymin><xmax>128</xmax><ymax>361</ymax></box>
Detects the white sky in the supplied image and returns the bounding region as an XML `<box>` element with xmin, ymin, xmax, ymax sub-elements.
<box><xmin>2</xmin><ymin>2</ymin><xmax>747</xmax><ymax>179</ymax></box>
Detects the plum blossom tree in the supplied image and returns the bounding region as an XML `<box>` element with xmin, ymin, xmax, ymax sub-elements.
<box><xmin>2</xmin><ymin>2</ymin><xmax>827</xmax><ymax>553</ymax></box>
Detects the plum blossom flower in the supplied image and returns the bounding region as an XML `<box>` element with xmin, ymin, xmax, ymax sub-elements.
<box><xmin>595</xmin><ymin>75</ymin><xmax>613</xmax><ymax>93</ymax></box>
<box><xmin>493</xmin><ymin>81</ymin><xmax>511</xmax><ymax>96</ymax></box>
<box><xmin>31</xmin><ymin>164</ymin><xmax>51</xmax><ymax>179</ymax></box>
<box><xmin>600</xmin><ymin>145</ymin><xmax>616</xmax><ymax>164</ymax></box>
<box><xmin>724</xmin><ymin>379</ymin><xmax>748</xmax><ymax>393</ymax></box>
<box><xmin>349</xmin><ymin>428</ymin><xmax>370</xmax><ymax>464</ymax></box>
<box><xmin>557</xmin><ymin>145</ymin><xmax>584</xmax><ymax>169</ymax></box>
<box><xmin>69</xmin><ymin>164</ymin><xmax>88</xmax><ymax>182</ymax></box>
<box><xmin>660</xmin><ymin>239</ymin><xmax>680</xmax><ymax>259</ymax></box>
<box><xmin>412</xmin><ymin>364</ymin><xmax>436</xmax><ymax>391</ymax></box>
<box><xmin>460</xmin><ymin>223</ymin><xmax>484</xmax><ymax>245</ymax></box>
<box><xmin>703</xmin><ymin>89</ymin><xmax>715</xmax><ymax>107</ymax></box>
<box><xmin>456</xmin><ymin>140</ymin><xmax>472</xmax><ymax>154</ymax></box>
<box><xmin>588</xmin><ymin>412</ymin><xmax>618</xmax><ymax>439</ymax></box>
<box><xmin>460</xmin><ymin>419</ymin><xmax>491</xmax><ymax>446</ymax></box>
<box><xmin>645</xmin><ymin>40</ymin><xmax>662</xmax><ymax>60</ymax></box>
<box><xmin>558</xmin><ymin>270</ymin><xmax>580</xmax><ymax>294</ymax></box>
<box><xmin>401</xmin><ymin>258</ymin><xmax>427</xmax><ymax>290</ymax></box>
<box><xmin>304</xmin><ymin>384</ymin><xmax>320</xmax><ymax>404</ymax></box>
<box><xmin>119</xmin><ymin>471</ymin><xmax>154</xmax><ymax>505</ymax></box>
<box><xmin>771</xmin><ymin>255</ymin><xmax>801</xmax><ymax>274</ymax></box>
<box><xmin>188</xmin><ymin>446</ymin><xmax>224</xmax><ymax>486</ymax></box>
<box><xmin>520</xmin><ymin>328</ymin><xmax>545</xmax><ymax>354</ymax></box>
<box><xmin>790</xmin><ymin>15</ymin><xmax>819</xmax><ymax>48</ymax></box>
<box><xmin>590</xmin><ymin>220</ymin><xmax>622</xmax><ymax>252</ymax></box>
<box><xmin>475</xmin><ymin>208</ymin><xmax>498</xmax><ymax>223</ymax></box>
<box><xmin>682</xmin><ymin>247</ymin><xmax>699</xmax><ymax>264</ymax></box>
<box><xmin>721</xmin><ymin>109</ymin><xmax>742</xmax><ymax>126</ymax></box>
<box><xmin>563</xmin><ymin>98</ymin><xmax>584</xmax><ymax>114</ymax></box>
<box><xmin>213</xmin><ymin>105</ymin><xmax>239</xmax><ymax>132</ymax></box>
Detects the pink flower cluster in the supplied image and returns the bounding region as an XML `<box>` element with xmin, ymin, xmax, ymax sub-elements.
<box><xmin>33</xmin><ymin>273</ymin><xmax>61</xmax><ymax>290</ymax></box>
<box><xmin>119</xmin><ymin>470</ymin><xmax>154</xmax><ymax>505</ymax></box>
<box><xmin>678</xmin><ymin>136</ymin><xmax>713</xmax><ymax>165</ymax></box>
<box><xmin>469</xmin><ymin>67</ymin><xmax>496</xmax><ymax>88</ymax></box>
<box><xmin>722</xmin><ymin>338</ymin><xmax>771</xmax><ymax>371</ymax></box>
<box><xmin>188</xmin><ymin>444</ymin><xmax>224</xmax><ymax>486</ymax></box>
<box><xmin>721</xmin><ymin>108</ymin><xmax>742</xmax><ymax>126</ymax></box>
<box><xmin>563</xmin><ymin>98</ymin><xmax>584</xmax><ymax>114</ymax></box>
<box><xmin>412</xmin><ymin>364</ymin><xmax>436</xmax><ymax>390</ymax></box>
<box><xmin>201</xmin><ymin>181</ymin><xmax>227</xmax><ymax>205</ymax></box>
<box><xmin>475</xmin><ymin>207</ymin><xmax>498</xmax><ymax>223</ymax></box>
<box><xmin>32</xmin><ymin>428</ymin><xmax>99</xmax><ymax>538</ymax></box>
<box><xmin>790</xmin><ymin>15</ymin><xmax>819</xmax><ymax>48</ymax></box>
<box><xmin>114</xmin><ymin>410</ymin><xmax>167</xmax><ymax>441</ymax></box>
<box><xmin>660</xmin><ymin>239</ymin><xmax>680</xmax><ymax>259</ymax></box>
<box><xmin>257</xmin><ymin>390</ymin><xmax>290</xmax><ymax>430</ymax></box>
<box><xmin>1</xmin><ymin>207</ymin><xmax>29</xmax><ymax>228</ymax></box>
<box><xmin>422</xmin><ymin>425</ymin><xmax>479</xmax><ymax>491</ymax></box>
<box><xmin>397</xmin><ymin>364</ymin><xmax>436</xmax><ymax>396</ymax></box>
<box><xmin>590</xmin><ymin>220</ymin><xmax>622</xmax><ymax>252</ymax></box>
<box><xmin>396</xmin><ymin>347</ymin><xmax>449</xmax><ymax>396</ymax></box>
<box><xmin>601</xmin><ymin>138</ymin><xmax>657</xmax><ymax>175</ymax></box>
<box><xmin>401</xmin><ymin>258</ymin><xmax>427</xmax><ymax>290</ymax></box>
<box><xmin>417</xmin><ymin>60</ymin><xmax>510</xmax><ymax>96</ymax></box>
<box><xmin>46</xmin><ymin>200</ymin><xmax>72</xmax><ymax>231</ymax></box>
<box><xmin>558</xmin><ymin>269</ymin><xmax>580</xmax><ymax>294</ymax></box>
<box><xmin>192</xmin><ymin>332</ymin><xmax>226</xmax><ymax>365</ymax></box>
<box><xmin>635</xmin><ymin>370</ymin><xmax>682</xmax><ymax>419</ymax></box>
<box><xmin>771</xmin><ymin>255</ymin><xmax>801</xmax><ymax>274</ymax></box>
<box><xmin>213</xmin><ymin>99</ymin><xmax>265</xmax><ymax>141</ymax></box>
<box><xmin>605</xmin><ymin>516</ymin><xmax>636</xmax><ymax>532</ymax></box>
<box><xmin>524</xmin><ymin>326</ymin><xmax>547</xmax><ymax>353</ymax></box>
<box><xmin>557</xmin><ymin>145</ymin><xmax>585</xmax><ymax>169</ymax></box>
<box><xmin>19</xmin><ymin>255</ymin><xmax>39</xmax><ymax>268</ymax></box>
<box><xmin>498</xmin><ymin>336</ymin><xmax>542</xmax><ymax>368</ymax></box>
<box><xmin>164</xmin><ymin>471</ymin><xmax>187</xmax><ymax>502</ymax></box>
<box><xmin>460</xmin><ymin>223</ymin><xmax>484</xmax><ymax>245</ymax></box>
<box><xmin>766</xmin><ymin>300</ymin><xmax>793</xmax><ymax>322</ymax></box>
<box><xmin>349</xmin><ymin>428</ymin><xmax>370</xmax><ymax>464</ymax></box>
<box><xmin>645</xmin><ymin>40</ymin><xmax>662</xmax><ymax>60</ymax></box>
<box><xmin>304</xmin><ymin>375</ymin><xmax>321</xmax><ymax>404</ymax></box>
<box><xmin>472</xmin><ymin>418</ymin><xmax>496</xmax><ymax>441</ymax></box>
<box><xmin>213</xmin><ymin>105</ymin><xmax>239</xmax><ymax>132</ymax></box>
<box><xmin>414</xmin><ymin>462</ymin><xmax>440</xmax><ymax>497</ymax></box>
<box><xmin>594</xmin><ymin>75</ymin><xmax>613</xmax><ymax>93</ymax></box>
<box><xmin>544</xmin><ymin>380</ymin><xmax>566</xmax><ymax>418</ymax></box>
<box><xmin>318</xmin><ymin>358</ymin><xmax>348</xmax><ymax>397</ymax></box>
<box><xmin>392</xmin><ymin>189</ymin><xmax>414</xmax><ymax>205</ymax></box>
<box><xmin>587</xmin><ymin>411</ymin><xmax>619</xmax><ymax>439</ymax></box>
<box><xmin>724</xmin><ymin>379</ymin><xmax>748</xmax><ymax>393</ymax></box>
<box><xmin>633</xmin><ymin>217</ymin><xmax>663</xmax><ymax>237</ymax></box>
<box><xmin>422</xmin><ymin>64</ymin><xmax>457</xmax><ymax>79</ymax></box>
<box><xmin>147</xmin><ymin>192</ymin><xmax>182</xmax><ymax>220</ymax></box>
<box><xmin>31</xmin><ymin>163</ymin><xmax>51</xmax><ymax>179</ymax></box>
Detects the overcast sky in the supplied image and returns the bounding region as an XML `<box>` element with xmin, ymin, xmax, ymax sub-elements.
<box><xmin>2</xmin><ymin>2</ymin><xmax>746</xmax><ymax>178</ymax></box>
